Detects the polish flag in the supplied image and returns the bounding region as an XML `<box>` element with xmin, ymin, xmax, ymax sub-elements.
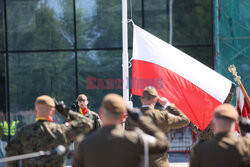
<box><xmin>236</xmin><ymin>87</ymin><xmax>250</xmax><ymax>119</ymax></box>
<box><xmin>131</xmin><ymin>25</ymin><xmax>235</xmax><ymax>130</ymax></box>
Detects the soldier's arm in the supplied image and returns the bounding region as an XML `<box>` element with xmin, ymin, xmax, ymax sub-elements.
<box><xmin>94</xmin><ymin>113</ymin><xmax>102</xmax><ymax>129</ymax></box>
<box><xmin>165</xmin><ymin>104</ymin><xmax>190</xmax><ymax>129</ymax></box>
<box><xmin>137</xmin><ymin>116</ymin><xmax>169</xmax><ymax>154</ymax></box>
<box><xmin>189</xmin><ymin>122</ymin><xmax>201</xmax><ymax>133</ymax></box>
<box><xmin>5</xmin><ymin>130</ymin><xmax>23</xmax><ymax>167</ymax></box>
<box><xmin>125</xmin><ymin>116</ymin><xmax>136</xmax><ymax>131</ymax></box>
<box><xmin>60</xmin><ymin>110</ymin><xmax>93</xmax><ymax>145</ymax></box>
<box><xmin>158</xmin><ymin>97</ymin><xmax>190</xmax><ymax>129</ymax></box>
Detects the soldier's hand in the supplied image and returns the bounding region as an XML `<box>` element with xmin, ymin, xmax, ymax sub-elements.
<box><xmin>127</xmin><ymin>108</ymin><xmax>142</xmax><ymax>122</ymax></box>
<box><xmin>71</xmin><ymin>103</ymin><xmax>77</xmax><ymax>111</ymax></box>
<box><xmin>53</xmin><ymin>98</ymin><xmax>66</xmax><ymax>113</ymax></box>
<box><xmin>158</xmin><ymin>97</ymin><xmax>169</xmax><ymax>106</ymax></box>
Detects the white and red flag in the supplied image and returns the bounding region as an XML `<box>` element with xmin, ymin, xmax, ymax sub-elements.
<box><xmin>236</xmin><ymin>87</ymin><xmax>250</xmax><ymax>119</ymax></box>
<box><xmin>131</xmin><ymin>25</ymin><xmax>235</xmax><ymax>130</ymax></box>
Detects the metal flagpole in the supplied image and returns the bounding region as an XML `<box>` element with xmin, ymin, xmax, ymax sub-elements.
<box><xmin>122</xmin><ymin>0</ymin><xmax>129</xmax><ymax>104</ymax></box>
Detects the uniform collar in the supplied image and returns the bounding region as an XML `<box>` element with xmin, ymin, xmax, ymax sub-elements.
<box><xmin>141</xmin><ymin>105</ymin><xmax>154</xmax><ymax>109</ymax></box>
<box><xmin>36</xmin><ymin>117</ymin><xmax>53</xmax><ymax>122</ymax></box>
<box><xmin>80</xmin><ymin>107</ymin><xmax>89</xmax><ymax>115</ymax></box>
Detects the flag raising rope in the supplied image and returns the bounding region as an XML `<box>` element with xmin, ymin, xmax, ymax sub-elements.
<box><xmin>131</xmin><ymin>25</ymin><xmax>235</xmax><ymax>130</ymax></box>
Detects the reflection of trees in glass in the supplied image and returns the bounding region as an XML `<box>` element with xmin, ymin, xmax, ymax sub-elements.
<box><xmin>87</xmin><ymin>0</ymin><xmax>122</xmax><ymax>48</ymax></box>
<box><xmin>7</xmin><ymin>0</ymin><xmax>74</xmax><ymax>50</ymax></box>
<box><xmin>7</xmin><ymin>0</ymin><xmax>76</xmax><ymax>113</ymax></box>
<box><xmin>0</xmin><ymin>0</ymin><xmax>4</xmax><ymax>50</ymax></box>
<box><xmin>0</xmin><ymin>0</ymin><xmax>5</xmax><ymax>112</ymax></box>
<box><xmin>0</xmin><ymin>54</ymin><xmax>4</xmax><ymax>112</ymax></box>
<box><xmin>172</xmin><ymin>0</ymin><xmax>212</xmax><ymax>46</ymax></box>
<box><xmin>9</xmin><ymin>52</ymin><xmax>76</xmax><ymax>112</ymax></box>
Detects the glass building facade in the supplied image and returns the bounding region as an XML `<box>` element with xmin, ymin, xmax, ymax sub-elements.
<box><xmin>0</xmin><ymin>0</ymin><xmax>212</xmax><ymax>157</ymax></box>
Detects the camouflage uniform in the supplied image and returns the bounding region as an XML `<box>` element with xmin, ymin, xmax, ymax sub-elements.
<box><xmin>189</xmin><ymin>122</ymin><xmax>214</xmax><ymax>143</ymax></box>
<box><xmin>73</xmin><ymin>108</ymin><xmax>101</xmax><ymax>134</ymax></box>
<box><xmin>5</xmin><ymin>109</ymin><xmax>92</xmax><ymax>167</ymax></box>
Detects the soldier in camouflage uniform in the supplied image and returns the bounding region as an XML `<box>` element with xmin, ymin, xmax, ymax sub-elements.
<box><xmin>71</xmin><ymin>94</ymin><xmax>101</xmax><ymax>133</ymax></box>
<box><xmin>5</xmin><ymin>95</ymin><xmax>93</xmax><ymax>167</ymax></box>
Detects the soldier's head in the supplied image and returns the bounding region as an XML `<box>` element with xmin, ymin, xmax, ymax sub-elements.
<box><xmin>212</xmin><ymin>104</ymin><xmax>238</xmax><ymax>134</ymax></box>
<box><xmin>99</xmin><ymin>94</ymin><xmax>126</xmax><ymax>126</ymax></box>
<box><xmin>34</xmin><ymin>95</ymin><xmax>55</xmax><ymax>119</ymax></box>
<box><xmin>141</xmin><ymin>86</ymin><xmax>158</xmax><ymax>106</ymax></box>
<box><xmin>77</xmin><ymin>94</ymin><xmax>88</xmax><ymax>109</ymax></box>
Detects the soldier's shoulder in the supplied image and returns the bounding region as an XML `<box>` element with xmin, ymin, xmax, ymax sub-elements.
<box><xmin>237</xmin><ymin>136</ymin><xmax>250</xmax><ymax>150</ymax></box>
<box><xmin>19</xmin><ymin>122</ymin><xmax>40</xmax><ymax>133</ymax></box>
<box><xmin>145</xmin><ymin>108</ymin><xmax>167</xmax><ymax>119</ymax></box>
<box><xmin>89</xmin><ymin>110</ymin><xmax>100</xmax><ymax>117</ymax></box>
<box><xmin>142</xmin><ymin>107</ymin><xmax>157</xmax><ymax>116</ymax></box>
<box><xmin>36</xmin><ymin>121</ymin><xmax>66</xmax><ymax>134</ymax></box>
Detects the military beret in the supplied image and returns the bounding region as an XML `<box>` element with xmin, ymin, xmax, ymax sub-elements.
<box><xmin>143</xmin><ymin>86</ymin><xmax>158</xmax><ymax>97</ymax></box>
<box><xmin>102</xmin><ymin>93</ymin><xmax>126</xmax><ymax>114</ymax></box>
<box><xmin>77</xmin><ymin>94</ymin><xmax>87</xmax><ymax>101</ymax></box>
<box><xmin>214</xmin><ymin>104</ymin><xmax>238</xmax><ymax>121</ymax></box>
<box><xmin>35</xmin><ymin>95</ymin><xmax>55</xmax><ymax>107</ymax></box>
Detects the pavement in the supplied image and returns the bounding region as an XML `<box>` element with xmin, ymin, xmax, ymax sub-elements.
<box><xmin>65</xmin><ymin>152</ymin><xmax>190</xmax><ymax>167</ymax></box>
<box><xmin>0</xmin><ymin>152</ymin><xmax>190</xmax><ymax>167</ymax></box>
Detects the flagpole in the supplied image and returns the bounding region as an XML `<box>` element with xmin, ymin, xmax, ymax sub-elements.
<box><xmin>122</xmin><ymin>0</ymin><xmax>129</xmax><ymax>104</ymax></box>
<box><xmin>228</xmin><ymin>65</ymin><xmax>250</xmax><ymax>107</ymax></box>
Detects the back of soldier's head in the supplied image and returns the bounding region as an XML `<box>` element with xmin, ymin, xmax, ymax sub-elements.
<box><xmin>35</xmin><ymin>95</ymin><xmax>55</xmax><ymax>114</ymax></box>
<box><xmin>213</xmin><ymin>104</ymin><xmax>238</xmax><ymax>133</ymax></box>
<box><xmin>101</xmin><ymin>93</ymin><xmax>126</xmax><ymax>121</ymax></box>
<box><xmin>141</xmin><ymin>86</ymin><xmax>158</xmax><ymax>103</ymax></box>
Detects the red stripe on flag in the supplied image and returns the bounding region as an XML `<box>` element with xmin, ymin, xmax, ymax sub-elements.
<box><xmin>131</xmin><ymin>60</ymin><xmax>222</xmax><ymax>130</ymax></box>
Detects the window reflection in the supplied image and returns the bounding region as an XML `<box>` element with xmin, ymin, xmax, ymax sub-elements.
<box><xmin>7</xmin><ymin>0</ymin><xmax>74</xmax><ymax>50</ymax></box>
<box><xmin>9</xmin><ymin>52</ymin><xmax>76</xmax><ymax>125</ymax></box>
<box><xmin>0</xmin><ymin>0</ymin><xmax>5</xmax><ymax>51</ymax></box>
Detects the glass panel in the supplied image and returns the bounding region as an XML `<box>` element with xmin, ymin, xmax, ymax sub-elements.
<box><xmin>0</xmin><ymin>54</ymin><xmax>4</xmax><ymax>119</ymax></box>
<box><xmin>77</xmin><ymin>50</ymin><xmax>122</xmax><ymax>112</ymax></box>
<box><xmin>128</xmin><ymin>0</ymin><xmax>142</xmax><ymax>47</ymax></box>
<box><xmin>7</xmin><ymin>0</ymin><xmax>74</xmax><ymax>51</ymax></box>
<box><xmin>9</xmin><ymin>52</ymin><xmax>76</xmax><ymax>127</ymax></box>
<box><xmin>172</xmin><ymin>0</ymin><xmax>212</xmax><ymax>46</ymax></box>
<box><xmin>178</xmin><ymin>46</ymin><xmax>213</xmax><ymax>68</ymax></box>
<box><xmin>76</xmin><ymin>0</ymin><xmax>123</xmax><ymax>48</ymax></box>
<box><xmin>144</xmin><ymin>0</ymin><xmax>169</xmax><ymax>42</ymax></box>
<box><xmin>144</xmin><ymin>0</ymin><xmax>212</xmax><ymax>46</ymax></box>
<box><xmin>0</xmin><ymin>0</ymin><xmax>5</xmax><ymax>51</ymax></box>
<box><xmin>0</xmin><ymin>53</ymin><xmax>6</xmax><ymax>158</ymax></box>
